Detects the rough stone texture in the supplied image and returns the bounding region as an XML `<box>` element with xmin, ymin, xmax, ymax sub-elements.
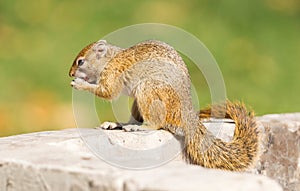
<box><xmin>255</xmin><ymin>113</ymin><xmax>300</xmax><ymax>191</ymax></box>
<box><xmin>0</xmin><ymin>121</ymin><xmax>283</xmax><ymax>191</ymax></box>
<box><xmin>1</xmin><ymin>113</ymin><xmax>299</xmax><ymax>191</ymax></box>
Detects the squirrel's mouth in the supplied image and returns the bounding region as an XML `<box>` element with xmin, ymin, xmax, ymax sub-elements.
<box><xmin>82</xmin><ymin>76</ymin><xmax>89</xmax><ymax>81</ymax></box>
<box><xmin>75</xmin><ymin>76</ymin><xmax>95</xmax><ymax>84</ymax></box>
<box><xmin>80</xmin><ymin>76</ymin><xmax>97</xmax><ymax>84</ymax></box>
<box><xmin>72</xmin><ymin>70</ymin><xmax>97</xmax><ymax>84</ymax></box>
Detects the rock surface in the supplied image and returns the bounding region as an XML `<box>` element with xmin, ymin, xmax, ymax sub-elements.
<box><xmin>255</xmin><ymin>113</ymin><xmax>300</xmax><ymax>191</ymax></box>
<box><xmin>1</xmin><ymin>113</ymin><xmax>299</xmax><ymax>191</ymax></box>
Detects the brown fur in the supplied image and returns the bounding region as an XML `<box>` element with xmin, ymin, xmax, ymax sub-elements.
<box><xmin>69</xmin><ymin>42</ymin><xmax>96</xmax><ymax>77</ymax></box>
<box><xmin>186</xmin><ymin>101</ymin><xmax>259</xmax><ymax>170</ymax></box>
<box><xmin>69</xmin><ymin>40</ymin><xmax>260</xmax><ymax>171</ymax></box>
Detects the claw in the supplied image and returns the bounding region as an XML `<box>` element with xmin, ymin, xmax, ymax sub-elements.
<box><xmin>70</xmin><ymin>81</ymin><xmax>75</xmax><ymax>87</ymax></box>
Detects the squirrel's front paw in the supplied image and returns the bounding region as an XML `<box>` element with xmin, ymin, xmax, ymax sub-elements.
<box><xmin>99</xmin><ymin>122</ymin><xmax>122</xmax><ymax>130</ymax></box>
<box><xmin>70</xmin><ymin>78</ymin><xmax>89</xmax><ymax>90</ymax></box>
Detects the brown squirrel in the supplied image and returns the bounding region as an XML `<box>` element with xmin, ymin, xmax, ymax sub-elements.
<box><xmin>69</xmin><ymin>40</ymin><xmax>260</xmax><ymax>171</ymax></box>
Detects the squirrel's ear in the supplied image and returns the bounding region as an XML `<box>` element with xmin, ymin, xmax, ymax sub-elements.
<box><xmin>93</xmin><ymin>41</ymin><xmax>108</xmax><ymax>58</ymax></box>
<box><xmin>97</xmin><ymin>39</ymin><xmax>107</xmax><ymax>44</ymax></box>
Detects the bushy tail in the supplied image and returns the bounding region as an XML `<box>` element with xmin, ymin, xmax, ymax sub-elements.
<box><xmin>185</xmin><ymin>101</ymin><xmax>260</xmax><ymax>171</ymax></box>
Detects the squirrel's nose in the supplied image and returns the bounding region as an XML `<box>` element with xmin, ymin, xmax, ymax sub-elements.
<box><xmin>69</xmin><ymin>70</ymin><xmax>75</xmax><ymax>77</ymax></box>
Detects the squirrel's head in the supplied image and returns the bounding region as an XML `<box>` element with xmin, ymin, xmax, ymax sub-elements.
<box><xmin>69</xmin><ymin>40</ymin><xmax>121</xmax><ymax>84</ymax></box>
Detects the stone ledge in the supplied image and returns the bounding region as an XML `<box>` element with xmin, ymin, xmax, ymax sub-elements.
<box><xmin>255</xmin><ymin>113</ymin><xmax>300</xmax><ymax>191</ymax></box>
<box><xmin>1</xmin><ymin>113</ymin><xmax>299</xmax><ymax>191</ymax></box>
<box><xmin>0</xmin><ymin>128</ymin><xmax>281</xmax><ymax>191</ymax></box>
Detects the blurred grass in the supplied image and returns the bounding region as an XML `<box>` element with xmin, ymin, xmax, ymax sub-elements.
<box><xmin>0</xmin><ymin>0</ymin><xmax>299</xmax><ymax>137</ymax></box>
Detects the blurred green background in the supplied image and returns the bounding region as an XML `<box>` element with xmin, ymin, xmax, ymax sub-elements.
<box><xmin>0</xmin><ymin>0</ymin><xmax>299</xmax><ymax>137</ymax></box>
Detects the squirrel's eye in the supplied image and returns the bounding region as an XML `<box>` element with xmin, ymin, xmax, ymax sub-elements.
<box><xmin>77</xmin><ymin>59</ymin><xmax>84</xmax><ymax>66</ymax></box>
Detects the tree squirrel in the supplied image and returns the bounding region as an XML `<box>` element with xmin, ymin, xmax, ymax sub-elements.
<box><xmin>69</xmin><ymin>40</ymin><xmax>260</xmax><ymax>171</ymax></box>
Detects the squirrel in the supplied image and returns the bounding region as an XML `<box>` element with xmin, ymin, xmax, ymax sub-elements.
<box><xmin>69</xmin><ymin>39</ymin><xmax>260</xmax><ymax>171</ymax></box>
